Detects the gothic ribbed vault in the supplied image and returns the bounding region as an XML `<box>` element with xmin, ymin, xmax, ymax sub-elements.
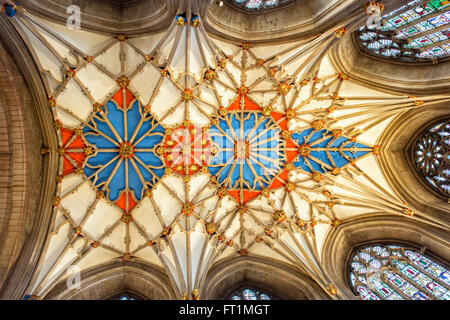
<box><xmin>0</xmin><ymin>0</ymin><xmax>448</xmax><ymax>301</ymax></box>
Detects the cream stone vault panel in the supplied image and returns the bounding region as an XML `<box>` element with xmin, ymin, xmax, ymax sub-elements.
<box><xmin>3</xmin><ymin>2</ymin><xmax>449</xmax><ymax>300</ymax></box>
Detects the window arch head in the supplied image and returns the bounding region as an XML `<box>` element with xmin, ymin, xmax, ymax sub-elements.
<box><xmin>358</xmin><ymin>0</ymin><xmax>450</xmax><ymax>62</ymax></box>
<box><xmin>228</xmin><ymin>286</ymin><xmax>273</xmax><ymax>300</ymax></box>
<box><xmin>412</xmin><ymin>119</ymin><xmax>449</xmax><ymax>197</ymax></box>
<box><xmin>349</xmin><ymin>244</ymin><xmax>450</xmax><ymax>300</ymax></box>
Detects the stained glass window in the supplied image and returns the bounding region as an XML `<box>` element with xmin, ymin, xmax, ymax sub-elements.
<box><xmin>412</xmin><ymin>119</ymin><xmax>449</xmax><ymax>196</ymax></box>
<box><xmin>112</xmin><ymin>293</ymin><xmax>138</xmax><ymax>300</ymax></box>
<box><xmin>349</xmin><ymin>244</ymin><xmax>450</xmax><ymax>300</ymax></box>
<box><xmin>358</xmin><ymin>0</ymin><xmax>450</xmax><ymax>61</ymax></box>
<box><xmin>230</xmin><ymin>0</ymin><xmax>287</xmax><ymax>10</ymax></box>
<box><xmin>229</xmin><ymin>287</ymin><xmax>273</xmax><ymax>300</ymax></box>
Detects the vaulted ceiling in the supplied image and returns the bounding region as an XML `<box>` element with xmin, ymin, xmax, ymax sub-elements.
<box><xmin>0</xmin><ymin>0</ymin><xmax>448</xmax><ymax>300</ymax></box>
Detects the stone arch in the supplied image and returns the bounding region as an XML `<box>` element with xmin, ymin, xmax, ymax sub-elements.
<box><xmin>44</xmin><ymin>260</ymin><xmax>177</xmax><ymax>300</ymax></box>
<box><xmin>0</xmin><ymin>26</ymin><xmax>43</xmax><ymax>294</ymax></box>
<box><xmin>202</xmin><ymin>255</ymin><xmax>329</xmax><ymax>300</ymax></box>
<box><xmin>321</xmin><ymin>214</ymin><xmax>450</xmax><ymax>299</ymax></box>
<box><xmin>377</xmin><ymin>105</ymin><xmax>449</xmax><ymax>225</ymax></box>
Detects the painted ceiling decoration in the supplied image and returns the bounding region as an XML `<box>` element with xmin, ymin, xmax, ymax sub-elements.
<box><xmin>358</xmin><ymin>0</ymin><xmax>450</xmax><ymax>61</ymax></box>
<box><xmin>2</xmin><ymin>1</ymin><xmax>450</xmax><ymax>300</ymax></box>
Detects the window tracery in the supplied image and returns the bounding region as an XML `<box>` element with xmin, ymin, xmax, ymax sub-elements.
<box><xmin>229</xmin><ymin>287</ymin><xmax>272</xmax><ymax>300</ymax></box>
<box><xmin>358</xmin><ymin>0</ymin><xmax>450</xmax><ymax>61</ymax></box>
<box><xmin>412</xmin><ymin>119</ymin><xmax>449</xmax><ymax>196</ymax></box>
<box><xmin>349</xmin><ymin>244</ymin><xmax>450</xmax><ymax>300</ymax></box>
<box><xmin>230</xmin><ymin>0</ymin><xmax>287</xmax><ymax>10</ymax></box>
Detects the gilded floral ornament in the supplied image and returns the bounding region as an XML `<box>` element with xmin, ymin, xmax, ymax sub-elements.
<box><xmin>311</xmin><ymin>120</ymin><xmax>325</xmax><ymax>131</ymax></box>
<box><xmin>334</xmin><ymin>27</ymin><xmax>347</xmax><ymax>38</ymax></box>
<box><xmin>267</xmin><ymin>68</ymin><xmax>276</xmax><ymax>77</ymax></box>
<box><xmin>331</xmin><ymin>219</ymin><xmax>341</xmax><ymax>227</ymax></box>
<box><xmin>241</xmin><ymin>43</ymin><xmax>252</xmax><ymax>50</ymax></box>
<box><xmin>192</xmin><ymin>289</ymin><xmax>200</xmax><ymax>300</ymax></box>
<box><xmin>176</xmin><ymin>15</ymin><xmax>187</xmax><ymax>25</ymax></box>
<box><xmin>285</xmin><ymin>182</ymin><xmax>295</xmax><ymax>192</ymax></box>
<box><xmin>331</xmin><ymin>167</ymin><xmax>341</xmax><ymax>176</ymax></box>
<box><xmin>160</xmin><ymin>68</ymin><xmax>169</xmax><ymax>77</ymax></box>
<box><xmin>182</xmin><ymin>202</ymin><xmax>194</xmax><ymax>216</ymax></box>
<box><xmin>414</xmin><ymin>100</ymin><xmax>425</xmax><ymax>106</ymax></box>
<box><xmin>238</xmin><ymin>204</ymin><xmax>247</xmax><ymax>215</ymax></box>
<box><xmin>96</xmin><ymin>190</ymin><xmax>105</xmax><ymax>199</ymax></box>
<box><xmin>338</xmin><ymin>72</ymin><xmax>349</xmax><ymax>80</ymax></box>
<box><xmin>116</xmin><ymin>75</ymin><xmax>130</xmax><ymax>88</ymax></box>
<box><xmin>322</xmin><ymin>190</ymin><xmax>332</xmax><ymax>198</ymax></box>
<box><xmin>122</xmin><ymin>253</ymin><xmax>132</xmax><ymax>261</ymax></box>
<box><xmin>312</xmin><ymin>172</ymin><xmax>323</xmax><ymax>182</ymax></box>
<box><xmin>273</xmin><ymin>210</ymin><xmax>286</xmax><ymax>223</ymax></box>
<box><xmin>204</xmin><ymin>69</ymin><xmax>216</xmax><ymax>81</ymax></box>
<box><xmin>372</xmin><ymin>145</ymin><xmax>381</xmax><ymax>155</ymax></box>
<box><xmin>53</xmin><ymin>120</ymin><xmax>62</xmax><ymax>129</ymax></box>
<box><xmin>66</xmin><ymin>68</ymin><xmax>76</xmax><ymax>78</ymax></box>
<box><xmin>93</xmin><ymin>102</ymin><xmax>103</xmax><ymax>113</ymax></box>
<box><xmin>286</xmin><ymin>108</ymin><xmax>296</xmax><ymax>119</ymax></box>
<box><xmin>48</xmin><ymin>97</ymin><xmax>57</xmax><ymax>107</ymax></box>
<box><xmin>296</xmin><ymin>219</ymin><xmax>306</xmax><ymax>227</ymax></box>
<box><xmin>277</xmin><ymin>82</ymin><xmax>290</xmax><ymax>96</ymax></box>
<box><xmin>206</xmin><ymin>222</ymin><xmax>217</xmax><ymax>234</ymax></box>
<box><xmin>217</xmin><ymin>188</ymin><xmax>227</xmax><ymax>198</ymax></box>
<box><xmin>218</xmin><ymin>58</ymin><xmax>227</xmax><ymax>69</ymax></box>
<box><xmin>181</xmin><ymin>89</ymin><xmax>193</xmax><ymax>102</ymax></box>
<box><xmin>298</xmin><ymin>144</ymin><xmax>311</xmax><ymax>156</ymax></box>
<box><xmin>364</xmin><ymin>1</ymin><xmax>384</xmax><ymax>14</ymax></box>
<box><xmin>191</xmin><ymin>16</ymin><xmax>201</xmax><ymax>27</ymax></box>
<box><xmin>262</xmin><ymin>105</ymin><xmax>273</xmax><ymax>116</ymax></box>
<box><xmin>52</xmin><ymin>197</ymin><xmax>61</xmax><ymax>207</ymax></box>
<box><xmin>402</xmin><ymin>208</ymin><xmax>415</xmax><ymax>216</ymax></box>
<box><xmin>116</xmin><ymin>34</ymin><xmax>127</xmax><ymax>41</ymax></box>
<box><xmin>121</xmin><ymin>213</ymin><xmax>133</xmax><ymax>224</ymax></box>
<box><xmin>40</xmin><ymin>147</ymin><xmax>49</xmax><ymax>155</ymax></box>
<box><xmin>238</xmin><ymin>85</ymin><xmax>249</xmax><ymax>96</ymax></box>
<box><xmin>74</xmin><ymin>226</ymin><xmax>82</xmax><ymax>235</ymax></box>
<box><xmin>161</xmin><ymin>227</ymin><xmax>170</xmax><ymax>237</ymax></box>
<box><xmin>239</xmin><ymin>249</ymin><xmax>248</xmax><ymax>256</ymax></box>
<box><xmin>84</xmin><ymin>146</ymin><xmax>95</xmax><ymax>156</ymax></box>
<box><xmin>91</xmin><ymin>241</ymin><xmax>99</xmax><ymax>248</ymax></box>
<box><xmin>75</xmin><ymin>167</ymin><xmax>84</xmax><ymax>175</ymax></box>
<box><xmin>327</xmin><ymin>283</ymin><xmax>338</xmax><ymax>295</ymax></box>
<box><xmin>261</xmin><ymin>187</ymin><xmax>270</xmax><ymax>197</ymax></box>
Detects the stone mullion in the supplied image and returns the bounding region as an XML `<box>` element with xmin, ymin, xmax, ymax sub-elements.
<box><xmin>391</xmin><ymin>259</ymin><xmax>437</xmax><ymax>300</ymax></box>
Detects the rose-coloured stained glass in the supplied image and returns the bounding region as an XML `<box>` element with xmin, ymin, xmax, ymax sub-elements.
<box><xmin>349</xmin><ymin>244</ymin><xmax>450</xmax><ymax>300</ymax></box>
